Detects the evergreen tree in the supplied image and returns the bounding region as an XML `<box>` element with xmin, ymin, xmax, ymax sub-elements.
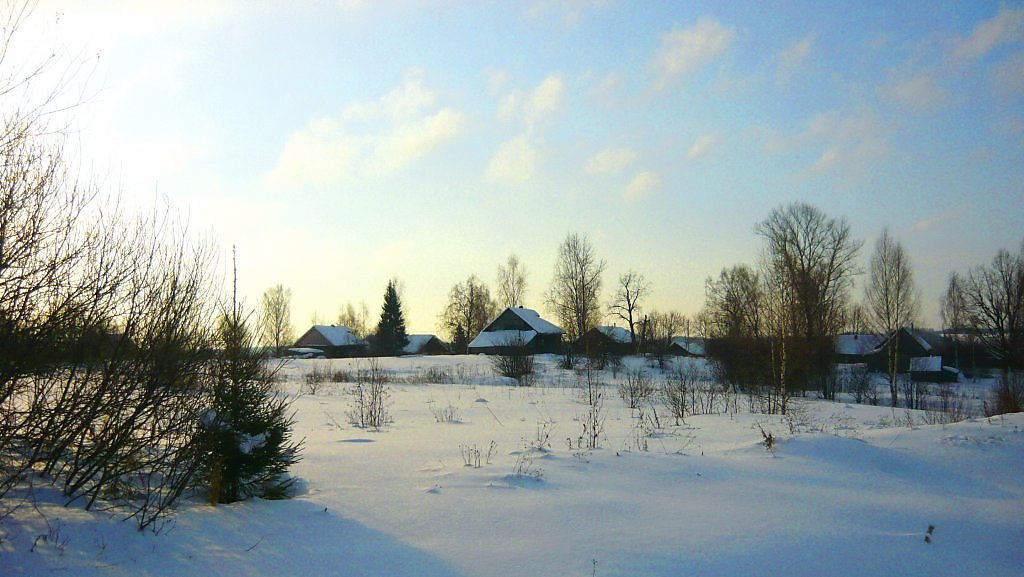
<box><xmin>452</xmin><ymin>324</ymin><xmax>469</xmax><ymax>354</ymax></box>
<box><xmin>202</xmin><ymin>301</ymin><xmax>301</xmax><ymax>504</ymax></box>
<box><xmin>375</xmin><ymin>280</ymin><xmax>409</xmax><ymax>356</ymax></box>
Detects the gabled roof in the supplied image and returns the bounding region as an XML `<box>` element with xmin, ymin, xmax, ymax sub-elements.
<box><xmin>311</xmin><ymin>325</ymin><xmax>367</xmax><ymax>347</ymax></box>
<box><xmin>402</xmin><ymin>334</ymin><xmax>445</xmax><ymax>354</ymax></box>
<box><xmin>834</xmin><ymin>333</ymin><xmax>885</xmax><ymax>356</ymax></box>
<box><xmin>468</xmin><ymin>330</ymin><xmax>537</xmax><ymax>349</ymax></box>
<box><xmin>505</xmin><ymin>307</ymin><xmax>563</xmax><ymax>335</ymax></box>
<box><xmin>595</xmin><ymin>325</ymin><xmax>633</xmax><ymax>344</ymax></box>
<box><xmin>669</xmin><ymin>336</ymin><xmax>705</xmax><ymax>356</ymax></box>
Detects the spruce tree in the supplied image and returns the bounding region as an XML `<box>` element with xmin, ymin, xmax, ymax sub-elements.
<box><xmin>375</xmin><ymin>280</ymin><xmax>409</xmax><ymax>356</ymax></box>
<box><xmin>452</xmin><ymin>324</ymin><xmax>469</xmax><ymax>354</ymax></box>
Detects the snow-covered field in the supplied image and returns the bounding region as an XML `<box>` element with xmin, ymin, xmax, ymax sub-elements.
<box><xmin>4</xmin><ymin>355</ymin><xmax>1023</xmax><ymax>577</ymax></box>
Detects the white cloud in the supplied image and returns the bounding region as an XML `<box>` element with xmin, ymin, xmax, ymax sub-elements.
<box><xmin>343</xmin><ymin>72</ymin><xmax>436</xmax><ymax>121</ymax></box>
<box><xmin>370</xmin><ymin>107</ymin><xmax>466</xmax><ymax>174</ymax></box>
<box><xmin>767</xmin><ymin>110</ymin><xmax>889</xmax><ymax>179</ymax></box>
<box><xmin>652</xmin><ymin>17</ymin><xmax>735</xmax><ymax>88</ymax></box>
<box><xmin>882</xmin><ymin>71</ymin><xmax>951</xmax><ymax>113</ymax></box>
<box><xmin>686</xmin><ymin>133</ymin><xmax>720</xmax><ymax>160</ymax></box>
<box><xmin>913</xmin><ymin>206</ymin><xmax>967</xmax><ymax>233</ymax></box>
<box><xmin>950</xmin><ymin>6</ymin><xmax>1024</xmax><ymax>63</ymax></box>
<box><xmin>585</xmin><ymin>147</ymin><xmax>637</xmax><ymax>175</ymax></box>
<box><xmin>485</xmin><ymin>134</ymin><xmax>539</xmax><ymax>184</ymax></box>
<box><xmin>525</xmin><ymin>75</ymin><xmax>565</xmax><ymax>122</ymax></box>
<box><xmin>498</xmin><ymin>74</ymin><xmax>565</xmax><ymax>125</ymax></box>
<box><xmin>267</xmin><ymin>74</ymin><xmax>465</xmax><ymax>188</ymax></box>
<box><xmin>622</xmin><ymin>170</ymin><xmax>660</xmax><ymax>201</ymax></box>
<box><xmin>777</xmin><ymin>35</ymin><xmax>814</xmax><ymax>85</ymax></box>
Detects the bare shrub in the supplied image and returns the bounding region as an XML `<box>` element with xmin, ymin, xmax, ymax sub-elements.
<box><xmin>900</xmin><ymin>378</ymin><xmax>929</xmax><ymax>410</ymax></box>
<box><xmin>460</xmin><ymin>441</ymin><xmax>496</xmax><ymax>468</ymax></box>
<box><xmin>431</xmin><ymin>403</ymin><xmax>461</xmax><ymax>423</ymax></box>
<box><xmin>528</xmin><ymin>420</ymin><xmax>553</xmax><ymax>452</ymax></box>
<box><xmin>618</xmin><ymin>368</ymin><xmax>654</xmax><ymax>409</ymax></box>
<box><xmin>302</xmin><ymin>366</ymin><xmax>330</xmax><ymax>394</ymax></box>
<box><xmin>346</xmin><ymin>359</ymin><xmax>391</xmax><ymax>429</ymax></box>
<box><xmin>490</xmin><ymin>334</ymin><xmax>535</xmax><ymax>384</ymax></box>
<box><xmin>570</xmin><ymin>367</ymin><xmax>605</xmax><ymax>451</ymax></box>
<box><xmin>984</xmin><ymin>372</ymin><xmax>1024</xmax><ymax>417</ymax></box>
<box><xmin>844</xmin><ymin>364</ymin><xmax>878</xmax><ymax>405</ymax></box>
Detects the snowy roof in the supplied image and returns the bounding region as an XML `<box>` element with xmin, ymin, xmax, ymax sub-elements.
<box><xmin>402</xmin><ymin>334</ymin><xmax>439</xmax><ymax>354</ymax></box>
<box><xmin>468</xmin><ymin>330</ymin><xmax>537</xmax><ymax>349</ymax></box>
<box><xmin>506</xmin><ymin>307</ymin><xmax>563</xmax><ymax>335</ymax></box>
<box><xmin>312</xmin><ymin>325</ymin><xmax>367</xmax><ymax>347</ymax></box>
<box><xmin>834</xmin><ymin>334</ymin><xmax>885</xmax><ymax>356</ymax></box>
<box><xmin>595</xmin><ymin>326</ymin><xmax>633</xmax><ymax>344</ymax></box>
<box><xmin>910</xmin><ymin>356</ymin><xmax>942</xmax><ymax>372</ymax></box>
<box><xmin>908</xmin><ymin>329</ymin><xmax>933</xmax><ymax>353</ymax></box>
<box><xmin>670</xmin><ymin>337</ymin><xmax>705</xmax><ymax>356</ymax></box>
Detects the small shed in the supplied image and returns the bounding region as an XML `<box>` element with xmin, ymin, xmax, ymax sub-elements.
<box><xmin>292</xmin><ymin>325</ymin><xmax>369</xmax><ymax>358</ymax></box>
<box><xmin>402</xmin><ymin>334</ymin><xmax>450</xmax><ymax>355</ymax></box>
<box><xmin>576</xmin><ymin>326</ymin><xmax>635</xmax><ymax>356</ymax></box>
<box><xmin>468</xmin><ymin>307</ymin><xmax>563</xmax><ymax>355</ymax></box>
<box><xmin>910</xmin><ymin>356</ymin><xmax>958</xmax><ymax>383</ymax></box>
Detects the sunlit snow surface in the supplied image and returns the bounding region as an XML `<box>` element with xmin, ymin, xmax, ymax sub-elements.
<box><xmin>4</xmin><ymin>355</ymin><xmax>1022</xmax><ymax>577</ymax></box>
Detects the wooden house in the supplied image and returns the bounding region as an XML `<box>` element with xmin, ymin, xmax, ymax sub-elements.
<box><xmin>467</xmin><ymin>307</ymin><xmax>564</xmax><ymax>355</ymax></box>
<box><xmin>666</xmin><ymin>336</ymin><xmax>706</xmax><ymax>357</ymax></box>
<box><xmin>833</xmin><ymin>333</ymin><xmax>885</xmax><ymax>364</ymax></box>
<box><xmin>402</xmin><ymin>334</ymin><xmax>450</xmax><ymax>355</ymax></box>
<box><xmin>575</xmin><ymin>326</ymin><xmax>635</xmax><ymax>356</ymax></box>
<box><xmin>292</xmin><ymin>325</ymin><xmax>369</xmax><ymax>358</ymax></box>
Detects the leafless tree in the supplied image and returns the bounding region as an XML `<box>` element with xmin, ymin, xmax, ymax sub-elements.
<box><xmin>845</xmin><ymin>301</ymin><xmax>869</xmax><ymax>334</ymax></box>
<box><xmin>941</xmin><ymin>272</ymin><xmax>970</xmax><ymax>372</ymax></box>
<box><xmin>337</xmin><ymin>300</ymin><xmax>370</xmax><ymax>338</ymax></box>
<box><xmin>757</xmin><ymin>203</ymin><xmax>861</xmax><ymax>339</ymax></box>
<box><xmin>439</xmin><ymin>275</ymin><xmax>497</xmax><ymax>349</ymax></box>
<box><xmin>865</xmin><ymin>229</ymin><xmax>918</xmax><ymax>407</ymax></box>
<box><xmin>703</xmin><ymin>265</ymin><xmax>763</xmax><ymax>338</ymax></box>
<box><xmin>607</xmin><ymin>270</ymin><xmax>649</xmax><ymax>352</ymax></box>
<box><xmin>955</xmin><ymin>243</ymin><xmax>1024</xmax><ymax>369</ymax></box>
<box><xmin>260</xmin><ymin>284</ymin><xmax>294</xmax><ymax>356</ymax></box>
<box><xmin>496</xmin><ymin>254</ymin><xmax>528</xmax><ymax>308</ymax></box>
<box><xmin>545</xmin><ymin>233</ymin><xmax>606</xmax><ymax>342</ymax></box>
<box><xmin>757</xmin><ymin>203</ymin><xmax>861</xmax><ymax>393</ymax></box>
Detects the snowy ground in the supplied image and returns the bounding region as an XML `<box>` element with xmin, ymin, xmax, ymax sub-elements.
<box><xmin>3</xmin><ymin>355</ymin><xmax>1023</xmax><ymax>577</ymax></box>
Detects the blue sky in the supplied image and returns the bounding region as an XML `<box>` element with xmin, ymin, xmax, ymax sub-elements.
<box><xmin>15</xmin><ymin>1</ymin><xmax>1024</xmax><ymax>333</ymax></box>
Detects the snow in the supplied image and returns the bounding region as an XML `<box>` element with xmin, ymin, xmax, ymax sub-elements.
<box><xmin>910</xmin><ymin>356</ymin><xmax>943</xmax><ymax>372</ymax></box>
<box><xmin>670</xmin><ymin>336</ymin><xmax>706</xmax><ymax>355</ymax></box>
<box><xmin>909</xmin><ymin>329</ymin><xmax>933</xmax><ymax>353</ymax></box>
<box><xmin>596</xmin><ymin>325</ymin><xmax>633</xmax><ymax>343</ymax></box>
<box><xmin>505</xmin><ymin>307</ymin><xmax>562</xmax><ymax>335</ymax></box>
<box><xmin>5</xmin><ymin>354</ymin><xmax>1023</xmax><ymax>577</ymax></box>
<box><xmin>467</xmin><ymin>329</ymin><xmax>537</xmax><ymax>349</ymax></box>
<box><xmin>402</xmin><ymin>334</ymin><xmax>437</xmax><ymax>354</ymax></box>
<box><xmin>835</xmin><ymin>333</ymin><xmax>885</xmax><ymax>355</ymax></box>
<box><xmin>311</xmin><ymin>325</ymin><xmax>366</xmax><ymax>347</ymax></box>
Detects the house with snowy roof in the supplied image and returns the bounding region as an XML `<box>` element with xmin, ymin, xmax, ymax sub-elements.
<box><xmin>864</xmin><ymin>327</ymin><xmax>955</xmax><ymax>376</ymax></box>
<box><xmin>401</xmin><ymin>334</ymin><xmax>450</xmax><ymax>356</ymax></box>
<box><xmin>833</xmin><ymin>333</ymin><xmax>886</xmax><ymax>364</ymax></box>
<box><xmin>467</xmin><ymin>307</ymin><xmax>564</xmax><ymax>355</ymax></box>
<box><xmin>666</xmin><ymin>336</ymin><xmax>706</xmax><ymax>357</ymax></box>
<box><xmin>575</xmin><ymin>325</ymin><xmax>636</xmax><ymax>355</ymax></box>
<box><xmin>292</xmin><ymin>325</ymin><xmax>369</xmax><ymax>358</ymax></box>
